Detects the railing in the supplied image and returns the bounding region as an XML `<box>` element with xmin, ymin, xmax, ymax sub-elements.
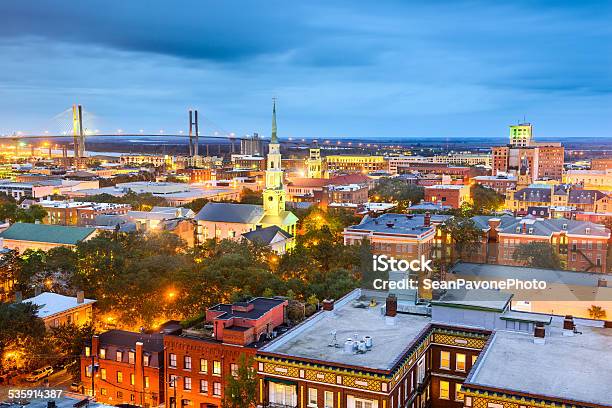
<box><xmin>265</xmin><ymin>402</ymin><xmax>298</xmax><ymax>408</ymax></box>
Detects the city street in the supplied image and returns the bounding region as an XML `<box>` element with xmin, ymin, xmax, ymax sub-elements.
<box><xmin>0</xmin><ymin>368</ymin><xmax>77</xmax><ymax>402</ymax></box>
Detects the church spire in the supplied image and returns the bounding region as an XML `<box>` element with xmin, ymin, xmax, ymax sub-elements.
<box><xmin>271</xmin><ymin>98</ymin><xmax>278</xmax><ymax>144</ymax></box>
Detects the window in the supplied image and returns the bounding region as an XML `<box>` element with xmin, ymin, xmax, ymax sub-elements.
<box><xmin>130</xmin><ymin>373</ymin><xmax>135</xmax><ymax>385</ymax></box>
<box><xmin>117</xmin><ymin>391</ymin><xmax>123</xmax><ymax>400</ymax></box>
<box><xmin>170</xmin><ymin>353</ymin><xmax>177</xmax><ymax>368</ymax></box>
<box><xmin>353</xmin><ymin>398</ymin><xmax>375</xmax><ymax>408</ymax></box>
<box><xmin>230</xmin><ymin>363</ymin><xmax>238</xmax><ymax>377</ymax></box>
<box><xmin>100</xmin><ymin>348</ymin><xmax>106</xmax><ymax>359</ymax></box>
<box><xmin>100</xmin><ymin>368</ymin><xmax>107</xmax><ymax>380</ymax></box>
<box><xmin>456</xmin><ymin>353</ymin><xmax>466</xmax><ymax>372</ymax></box>
<box><xmin>440</xmin><ymin>351</ymin><xmax>450</xmax><ymax>369</ymax></box>
<box><xmin>308</xmin><ymin>388</ymin><xmax>318</xmax><ymax>407</ymax></box>
<box><xmin>144</xmin><ymin>354</ymin><xmax>150</xmax><ymax>366</ymax></box>
<box><xmin>439</xmin><ymin>381</ymin><xmax>450</xmax><ymax>400</ymax></box>
<box><xmin>130</xmin><ymin>394</ymin><xmax>135</xmax><ymax>402</ymax></box>
<box><xmin>116</xmin><ymin>351</ymin><xmax>123</xmax><ymax>362</ymax></box>
<box><xmin>145</xmin><ymin>376</ymin><xmax>150</xmax><ymax>389</ymax></box>
<box><xmin>169</xmin><ymin>375</ymin><xmax>178</xmax><ymax>387</ymax></box>
<box><xmin>417</xmin><ymin>357</ymin><xmax>425</xmax><ymax>384</ymax></box>
<box><xmin>184</xmin><ymin>377</ymin><xmax>192</xmax><ymax>391</ymax></box>
<box><xmin>199</xmin><ymin>359</ymin><xmax>208</xmax><ymax>373</ymax></box>
<box><xmin>455</xmin><ymin>383</ymin><xmax>464</xmax><ymax>402</ymax></box>
<box><xmin>100</xmin><ymin>388</ymin><xmax>107</xmax><ymax>396</ymax></box>
<box><xmin>213</xmin><ymin>382</ymin><xmax>222</xmax><ymax>396</ymax></box>
<box><xmin>128</xmin><ymin>351</ymin><xmax>135</xmax><ymax>364</ymax></box>
<box><xmin>472</xmin><ymin>355</ymin><xmax>478</xmax><ymax>366</ymax></box>
<box><xmin>213</xmin><ymin>361</ymin><xmax>221</xmax><ymax>376</ymax></box>
<box><xmin>117</xmin><ymin>371</ymin><xmax>123</xmax><ymax>383</ymax></box>
<box><xmin>324</xmin><ymin>391</ymin><xmax>333</xmax><ymax>408</ymax></box>
<box><xmin>85</xmin><ymin>346</ymin><xmax>91</xmax><ymax>357</ymax></box>
<box><xmin>184</xmin><ymin>356</ymin><xmax>192</xmax><ymax>370</ymax></box>
<box><xmin>85</xmin><ymin>366</ymin><xmax>92</xmax><ymax>378</ymax></box>
<box><xmin>200</xmin><ymin>380</ymin><xmax>208</xmax><ymax>394</ymax></box>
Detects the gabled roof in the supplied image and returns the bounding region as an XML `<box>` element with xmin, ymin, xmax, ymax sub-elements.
<box><xmin>512</xmin><ymin>187</ymin><xmax>551</xmax><ymax>202</ymax></box>
<box><xmin>329</xmin><ymin>173</ymin><xmax>371</xmax><ymax>185</ymax></box>
<box><xmin>288</xmin><ymin>178</ymin><xmax>328</xmax><ymax>188</ymax></box>
<box><xmin>195</xmin><ymin>202</ymin><xmax>264</xmax><ymax>224</ymax></box>
<box><xmin>242</xmin><ymin>225</ymin><xmax>293</xmax><ymax>245</ymax></box>
<box><xmin>26</xmin><ymin>292</ymin><xmax>95</xmax><ymax>318</ymax></box>
<box><xmin>568</xmin><ymin>189</ymin><xmax>607</xmax><ymax>205</ymax></box>
<box><xmin>0</xmin><ymin>223</ymin><xmax>96</xmax><ymax>245</ymax></box>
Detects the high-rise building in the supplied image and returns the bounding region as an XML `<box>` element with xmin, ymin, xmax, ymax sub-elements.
<box><xmin>509</xmin><ymin>123</ymin><xmax>533</xmax><ymax>147</ymax></box>
<box><xmin>306</xmin><ymin>146</ymin><xmax>324</xmax><ymax>178</ymax></box>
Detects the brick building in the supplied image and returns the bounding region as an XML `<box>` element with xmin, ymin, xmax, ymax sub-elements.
<box><xmin>423</xmin><ymin>185</ymin><xmax>471</xmax><ymax>209</ymax></box>
<box><xmin>164</xmin><ymin>297</ymin><xmax>288</xmax><ymax>408</ymax></box>
<box><xmin>472</xmin><ymin>173</ymin><xmax>517</xmax><ymax>196</ymax></box>
<box><xmin>81</xmin><ymin>331</ymin><xmax>165</xmax><ymax>407</ymax></box>
<box><xmin>38</xmin><ymin>200</ymin><xmax>131</xmax><ymax>226</ymax></box>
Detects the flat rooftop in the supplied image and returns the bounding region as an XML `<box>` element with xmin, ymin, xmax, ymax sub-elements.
<box><xmin>260</xmin><ymin>289</ymin><xmax>431</xmax><ymax>372</ymax></box>
<box><xmin>346</xmin><ymin>213</ymin><xmax>448</xmax><ymax>236</ymax></box>
<box><xmin>469</xmin><ymin>321</ymin><xmax>612</xmax><ymax>406</ymax></box>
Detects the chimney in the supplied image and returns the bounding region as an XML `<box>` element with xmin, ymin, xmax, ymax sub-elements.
<box><xmin>533</xmin><ymin>323</ymin><xmax>545</xmax><ymax>344</ymax></box>
<box><xmin>563</xmin><ymin>315</ymin><xmax>575</xmax><ymax>336</ymax></box>
<box><xmin>385</xmin><ymin>294</ymin><xmax>397</xmax><ymax>317</ymax></box>
<box><xmin>598</xmin><ymin>279</ymin><xmax>608</xmax><ymax>288</ymax></box>
<box><xmin>424</xmin><ymin>212</ymin><xmax>431</xmax><ymax>227</ymax></box>
<box><xmin>604</xmin><ymin>321</ymin><xmax>612</xmax><ymax>329</ymax></box>
<box><xmin>35</xmin><ymin>286</ymin><xmax>42</xmax><ymax>296</ymax></box>
<box><xmin>135</xmin><ymin>341</ymin><xmax>144</xmax><ymax>402</ymax></box>
<box><xmin>14</xmin><ymin>291</ymin><xmax>22</xmax><ymax>303</ymax></box>
<box><xmin>48</xmin><ymin>401</ymin><xmax>56</xmax><ymax>408</ymax></box>
<box><xmin>322</xmin><ymin>299</ymin><xmax>335</xmax><ymax>311</ymax></box>
<box><xmin>91</xmin><ymin>335</ymin><xmax>100</xmax><ymax>357</ymax></box>
<box><xmin>522</xmin><ymin>222</ymin><xmax>527</xmax><ymax>234</ymax></box>
<box><xmin>77</xmin><ymin>290</ymin><xmax>85</xmax><ymax>304</ymax></box>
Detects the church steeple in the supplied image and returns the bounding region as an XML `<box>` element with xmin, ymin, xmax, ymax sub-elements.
<box><xmin>271</xmin><ymin>98</ymin><xmax>278</xmax><ymax>144</ymax></box>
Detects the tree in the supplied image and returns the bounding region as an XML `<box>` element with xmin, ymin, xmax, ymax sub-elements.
<box><xmin>46</xmin><ymin>323</ymin><xmax>95</xmax><ymax>380</ymax></box>
<box><xmin>240</xmin><ymin>189</ymin><xmax>263</xmax><ymax>205</ymax></box>
<box><xmin>0</xmin><ymin>302</ymin><xmax>45</xmax><ymax>371</ymax></box>
<box><xmin>439</xmin><ymin>217</ymin><xmax>482</xmax><ymax>261</ymax></box>
<box><xmin>471</xmin><ymin>184</ymin><xmax>504</xmax><ymax>215</ymax></box>
<box><xmin>512</xmin><ymin>242</ymin><xmax>562</xmax><ymax>270</ymax></box>
<box><xmin>222</xmin><ymin>354</ymin><xmax>257</xmax><ymax>408</ymax></box>
<box><xmin>370</xmin><ymin>178</ymin><xmax>424</xmax><ymax>204</ymax></box>
<box><xmin>588</xmin><ymin>305</ymin><xmax>606</xmax><ymax>319</ymax></box>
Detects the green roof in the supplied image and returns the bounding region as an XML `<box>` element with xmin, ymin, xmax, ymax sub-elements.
<box><xmin>0</xmin><ymin>223</ymin><xmax>96</xmax><ymax>245</ymax></box>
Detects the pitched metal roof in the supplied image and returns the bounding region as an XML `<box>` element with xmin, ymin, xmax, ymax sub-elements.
<box><xmin>0</xmin><ymin>223</ymin><xmax>96</xmax><ymax>245</ymax></box>
<box><xmin>194</xmin><ymin>202</ymin><xmax>264</xmax><ymax>224</ymax></box>
<box><xmin>242</xmin><ymin>225</ymin><xmax>292</xmax><ymax>245</ymax></box>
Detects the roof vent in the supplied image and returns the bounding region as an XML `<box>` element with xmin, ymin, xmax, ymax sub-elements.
<box><xmin>386</xmin><ymin>222</ymin><xmax>394</xmax><ymax>228</ymax></box>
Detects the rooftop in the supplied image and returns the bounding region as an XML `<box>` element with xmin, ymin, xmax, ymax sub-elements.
<box><xmin>25</xmin><ymin>292</ymin><xmax>95</xmax><ymax>318</ymax></box>
<box><xmin>431</xmin><ymin>289</ymin><xmax>512</xmax><ymax>312</ymax></box>
<box><xmin>195</xmin><ymin>202</ymin><xmax>264</xmax><ymax>224</ymax></box>
<box><xmin>97</xmin><ymin>329</ymin><xmax>164</xmax><ymax>352</ymax></box>
<box><xmin>0</xmin><ymin>223</ymin><xmax>96</xmax><ymax>245</ymax></box>
<box><xmin>260</xmin><ymin>289</ymin><xmax>431</xmax><ymax>371</ymax></box>
<box><xmin>346</xmin><ymin>213</ymin><xmax>448</xmax><ymax>236</ymax></box>
<box><xmin>242</xmin><ymin>225</ymin><xmax>293</xmax><ymax>245</ymax></box>
<box><xmin>208</xmin><ymin>297</ymin><xmax>287</xmax><ymax>321</ymax></box>
<box><xmin>467</xmin><ymin>320</ymin><xmax>612</xmax><ymax>406</ymax></box>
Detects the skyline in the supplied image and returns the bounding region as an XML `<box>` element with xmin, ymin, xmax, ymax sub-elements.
<box><xmin>1</xmin><ymin>1</ymin><xmax>612</xmax><ymax>138</ymax></box>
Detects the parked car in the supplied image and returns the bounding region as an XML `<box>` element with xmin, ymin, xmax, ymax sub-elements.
<box><xmin>25</xmin><ymin>366</ymin><xmax>53</xmax><ymax>382</ymax></box>
<box><xmin>70</xmin><ymin>382</ymin><xmax>83</xmax><ymax>393</ymax></box>
<box><xmin>0</xmin><ymin>371</ymin><xmax>18</xmax><ymax>384</ymax></box>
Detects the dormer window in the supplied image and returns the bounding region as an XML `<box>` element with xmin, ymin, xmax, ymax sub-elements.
<box><xmin>562</xmin><ymin>223</ymin><xmax>568</xmax><ymax>230</ymax></box>
<box><xmin>586</xmin><ymin>228</ymin><xmax>591</xmax><ymax>235</ymax></box>
<box><xmin>528</xmin><ymin>228</ymin><xmax>533</xmax><ymax>234</ymax></box>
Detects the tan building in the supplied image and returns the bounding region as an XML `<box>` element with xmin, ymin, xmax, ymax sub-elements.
<box><xmin>39</xmin><ymin>200</ymin><xmax>131</xmax><ymax>226</ymax></box>
<box><xmin>0</xmin><ymin>223</ymin><xmax>97</xmax><ymax>252</ymax></box>
<box><xmin>564</xmin><ymin>168</ymin><xmax>612</xmax><ymax>190</ymax></box>
<box><xmin>325</xmin><ymin>155</ymin><xmax>386</xmax><ymax>173</ymax></box>
<box><xmin>26</xmin><ymin>291</ymin><xmax>95</xmax><ymax>328</ymax></box>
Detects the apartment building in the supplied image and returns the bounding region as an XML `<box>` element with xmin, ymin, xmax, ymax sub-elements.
<box><xmin>324</xmin><ymin>155</ymin><xmax>386</xmax><ymax>173</ymax></box>
<box><xmin>423</xmin><ymin>185</ymin><xmax>471</xmax><ymax>209</ymax></box>
<box><xmin>39</xmin><ymin>200</ymin><xmax>131</xmax><ymax>226</ymax></box>
<box><xmin>164</xmin><ymin>297</ymin><xmax>288</xmax><ymax>408</ymax></box>
<box><xmin>81</xmin><ymin>331</ymin><xmax>165</xmax><ymax>407</ymax></box>
<box><xmin>472</xmin><ymin>173</ymin><xmax>517</xmax><ymax>195</ymax></box>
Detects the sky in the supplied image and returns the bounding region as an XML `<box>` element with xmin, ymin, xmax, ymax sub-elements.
<box><xmin>0</xmin><ymin>0</ymin><xmax>611</xmax><ymax>139</ymax></box>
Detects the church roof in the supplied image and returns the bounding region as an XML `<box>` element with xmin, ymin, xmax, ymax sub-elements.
<box><xmin>242</xmin><ymin>225</ymin><xmax>293</xmax><ymax>245</ymax></box>
<box><xmin>261</xmin><ymin>211</ymin><xmax>299</xmax><ymax>227</ymax></box>
<box><xmin>195</xmin><ymin>203</ymin><xmax>264</xmax><ymax>224</ymax></box>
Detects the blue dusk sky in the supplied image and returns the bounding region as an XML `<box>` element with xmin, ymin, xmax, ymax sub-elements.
<box><xmin>0</xmin><ymin>0</ymin><xmax>611</xmax><ymax>139</ymax></box>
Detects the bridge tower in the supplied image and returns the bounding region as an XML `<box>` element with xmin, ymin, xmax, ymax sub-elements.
<box><xmin>72</xmin><ymin>104</ymin><xmax>85</xmax><ymax>161</ymax></box>
<box><xmin>188</xmin><ymin>109</ymin><xmax>199</xmax><ymax>157</ymax></box>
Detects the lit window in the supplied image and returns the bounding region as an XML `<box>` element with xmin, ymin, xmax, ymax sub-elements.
<box><xmin>100</xmin><ymin>368</ymin><xmax>106</xmax><ymax>380</ymax></box>
<box><xmin>308</xmin><ymin>388</ymin><xmax>317</xmax><ymax>407</ymax></box>
<box><xmin>100</xmin><ymin>348</ymin><xmax>106</xmax><ymax>359</ymax></box>
<box><xmin>85</xmin><ymin>346</ymin><xmax>91</xmax><ymax>357</ymax></box>
<box><xmin>200</xmin><ymin>380</ymin><xmax>208</xmax><ymax>394</ymax></box>
<box><xmin>145</xmin><ymin>376</ymin><xmax>150</xmax><ymax>389</ymax></box>
<box><xmin>213</xmin><ymin>361</ymin><xmax>221</xmax><ymax>376</ymax></box>
<box><xmin>456</xmin><ymin>353</ymin><xmax>466</xmax><ymax>372</ymax></box>
<box><xmin>440</xmin><ymin>351</ymin><xmax>450</xmax><ymax>369</ymax></box>
<box><xmin>472</xmin><ymin>355</ymin><xmax>477</xmax><ymax>366</ymax></box>
<box><xmin>130</xmin><ymin>373</ymin><xmax>135</xmax><ymax>385</ymax></box>
<box><xmin>100</xmin><ymin>388</ymin><xmax>107</xmax><ymax>396</ymax></box>
<box><xmin>144</xmin><ymin>354</ymin><xmax>150</xmax><ymax>366</ymax></box>
<box><xmin>324</xmin><ymin>391</ymin><xmax>333</xmax><ymax>408</ymax></box>
<box><xmin>199</xmin><ymin>359</ymin><xmax>208</xmax><ymax>373</ymax></box>
<box><xmin>117</xmin><ymin>371</ymin><xmax>123</xmax><ymax>383</ymax></box>
<box><xmin>439</xmin><ymin>381</ymin><xmax>449</xmax><ymax>400</ymax></box>
<box><xmin>116</xmin><ymin>351</ymin><xmax>123</xmax><ymax>362</ymax></box>
<box><xmin>213</xmin><ymin>382</ymin><xmax>221</xmax><ymax>396</ymax></box>
<box><xmin>455</xmin><ymin>383</ymin><xmax>464</xmax><ymax>402</ymax></box>
<box><xmin>170</xmin><ymin>353</ymin><xmax>177</xmax><ymax>368</ymax></box>
<box><xmin>128</xmin><ymin>351</ymin><xmax>135</xmax><ymax>364</ymax></box>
